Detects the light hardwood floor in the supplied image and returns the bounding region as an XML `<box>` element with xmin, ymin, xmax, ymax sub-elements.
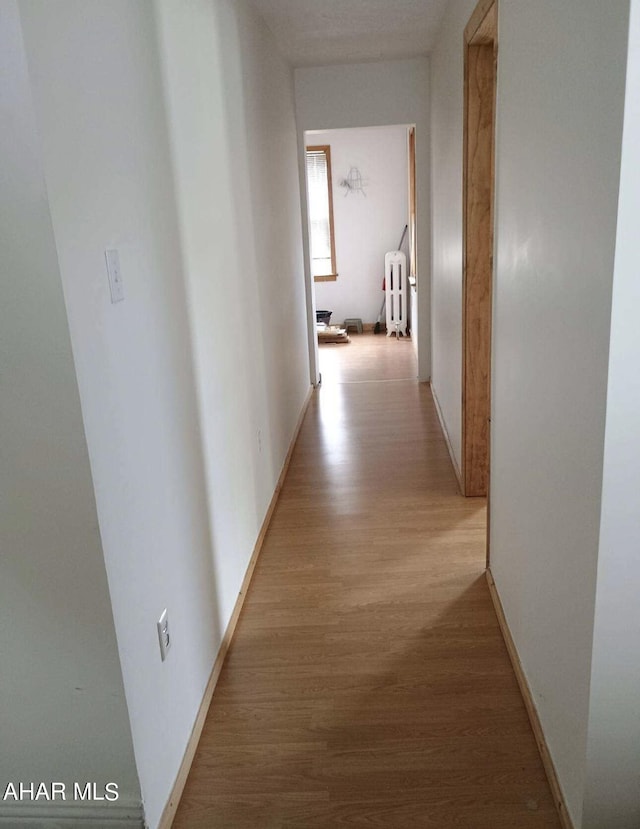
<box><xmin>173</xmin><ymin>333</ymin><xmax>561</xmax><ymax>828</ymax></box>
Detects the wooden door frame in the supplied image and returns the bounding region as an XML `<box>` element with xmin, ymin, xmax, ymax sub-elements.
<box><xmin>408</xmin><ymin>126</ymin><xmax>417</xmax><ymax>278</ymax></box>
<box><xmin>462</xmin><ymin>0</ymin><xmax>497</xmax><ymax>521</ymax></box>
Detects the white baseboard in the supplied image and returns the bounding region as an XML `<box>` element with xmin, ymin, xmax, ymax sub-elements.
<box><xmin>157</xmin><ymin>385</ymin><xmax>314</xmax><ymax>829</ymax></box>
<box><xmin>486</xmin><ymin>568</ymin><xmax>574</xmax><ymax>829</ymax></box>
<box><xmin>429</xmin><ymin>382</ymin><xmax>463</xmax><ymax>492</ymax></box>
<box><xmin>0</xmin><ymin>802</ymin><xmax>144</xmax><ymax>827</ymax></box>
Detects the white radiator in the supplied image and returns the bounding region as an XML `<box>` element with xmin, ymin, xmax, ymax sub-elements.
<box><xmin>385</xmin><ymin>250</ymin><xmax>407</xmax><ymax>337</ymax></box>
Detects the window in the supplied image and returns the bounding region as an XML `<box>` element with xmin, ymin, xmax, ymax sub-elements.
<box><xmin>305</xmin><ymin>145</ymin><xmax>337</xmax><ymax>281</ymax></box>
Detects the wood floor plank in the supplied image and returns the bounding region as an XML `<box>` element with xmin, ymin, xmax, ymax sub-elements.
<box><xmin>172</xmin><ymin>333</ymin><xmax>561</xmax><ymax>828</ymax></box>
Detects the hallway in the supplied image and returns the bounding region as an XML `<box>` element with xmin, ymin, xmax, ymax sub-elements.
<box><xmin>174</xmin><ymin>334</ymin><xmax>560</xmax><ymax>828</ymax></box>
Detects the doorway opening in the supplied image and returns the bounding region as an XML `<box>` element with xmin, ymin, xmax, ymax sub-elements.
<box><xmin>462</xmin><ymin>0</ymin><xmax>497</xmax><ymax>519</ymax></box>
<box><xmin>303</xmin><ymin>124</ymin><xmax>417</xmax><ymax>385</ymax></box>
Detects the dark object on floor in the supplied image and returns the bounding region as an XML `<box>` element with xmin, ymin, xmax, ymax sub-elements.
<box><xmin>343</xmin><ymin>318</ymin><xmax>363</xmax><ymax>333</ymax></box>
<box><xmin>316</xmin><ymin>310</ymin><xmax>332</xmax><ymax>325</ymax></box>
<box><xmin>374</xmin><ymin>297</ymin><xmax>385</xmax><ymax>334</ymax></box>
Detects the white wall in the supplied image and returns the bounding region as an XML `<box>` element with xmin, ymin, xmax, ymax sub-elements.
<box><xmin>295</xmin><ymin>59</ymin><xmax>431</xmax><ymax>379</ymax></box>
<box><xmin>17</xmin><ymin>1</ymin><xmax>310</xmax><ymax>827</ymax></box>
<box><xmin>309</xmin><ymin>126</ymin><xmax>408</xmax><ymax>327</ymax></box>
<box><xmin>429</xmin><ymin>0</ymin><xmax>476</xmax><ymax>469</ymax></box>
<box><xmin>431</xmin><ymin>0</ymin><xmax>630</xmax><ymax>825</ymax></box>
<box><xmin>155</xmin><ymin>0</ymin><xmax>310</xmax><ymax>628</ymax></box>
<box><xmin>489</xmin><ymin>3</ymin><xmax>628</xmax><ymax>823</ymax></box>
<box><xmin>0</xmin><ymin>2</ymin><xmax>141</xmax><ymax>825</ymax></box>
<box><xmin>583</xmin><ymin>3</ymin><xmax>640</xmax><ymax>825</ymax></box>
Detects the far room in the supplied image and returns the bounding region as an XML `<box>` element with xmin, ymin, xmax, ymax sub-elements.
<box><xmin>304</xmin><ymin>125</ymin><xmax>417</xmax><ymax>377</ymax></box>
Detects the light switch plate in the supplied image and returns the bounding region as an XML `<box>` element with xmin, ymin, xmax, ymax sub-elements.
<box><xmin>105</xmin><ymin>248</ymin><xmax>124</xmax><ymax>303</ymax></box>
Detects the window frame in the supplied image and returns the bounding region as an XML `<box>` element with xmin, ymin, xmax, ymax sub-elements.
<box><xmin>305</xmin><ymin>144</ymin><xmax>338</xmax><ymax>282</ymax></box>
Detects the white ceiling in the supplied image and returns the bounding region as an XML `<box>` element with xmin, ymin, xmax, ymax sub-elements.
<box><xmin>250</xmin><ymin>0</ymin><xmax>450</xmax><ymax>67</ymax></box>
